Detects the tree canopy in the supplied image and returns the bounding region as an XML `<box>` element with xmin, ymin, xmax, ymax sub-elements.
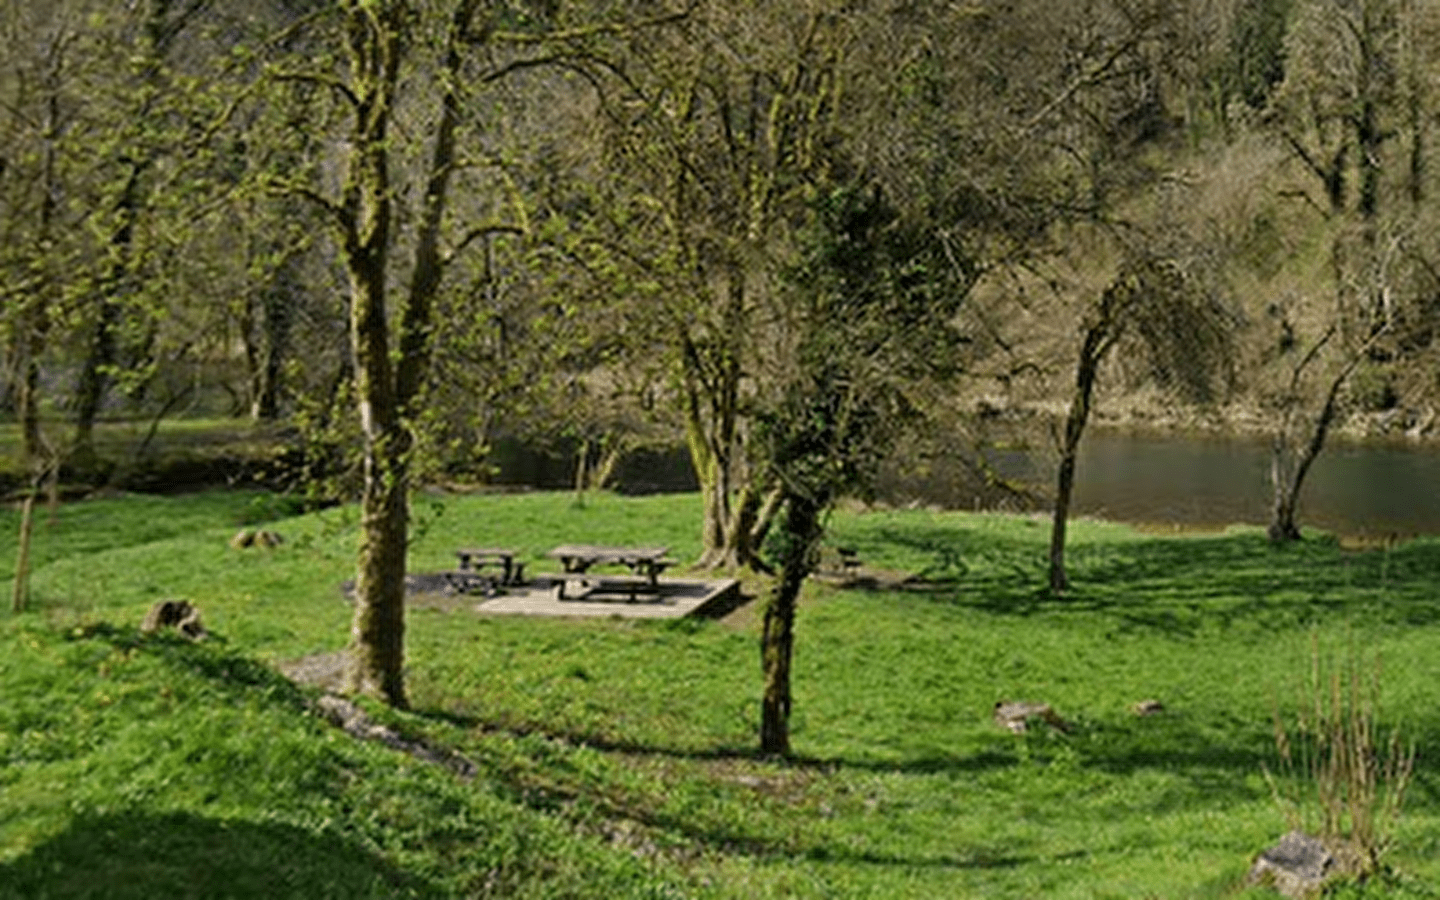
<box><xmin>5</xmin><ymin>0</ymin><xmax>1440</xmax><ymax>714</ymax></box>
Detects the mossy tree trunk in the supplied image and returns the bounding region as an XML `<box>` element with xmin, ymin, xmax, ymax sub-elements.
<box><xmin>332</xmin><ymin>0</ymin><xmax>476</xmax><ymax>707</ymax></box>
<box><xmin>683</xmin><ymin>319</ymin><xmax>753</xmax><ymax>571</ymax></box>
<box><xmin>759</xmin><ymin>492</ymin><xmax>822</xmax><ymax>756</ymax></box>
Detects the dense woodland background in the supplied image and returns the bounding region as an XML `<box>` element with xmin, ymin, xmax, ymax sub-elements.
<box><xmin>3</xmin><ymin>0</ymin><xmax>1438</xmax><ymax>487</ymax></box>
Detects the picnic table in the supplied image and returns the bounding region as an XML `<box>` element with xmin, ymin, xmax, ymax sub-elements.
<box><xmin>456</xmin><ymin>548</ymin><xmax>525</xmax><ymax>584</ymax></box>
<box><xmin>545</xmin><ymin>544</ymin><xmax>675</xmax><ymax>601</ymax></box>
<box><xmin>445</xmin><ymin>547</ymin><xmax>523</xmax><ymax>595</ymax></box>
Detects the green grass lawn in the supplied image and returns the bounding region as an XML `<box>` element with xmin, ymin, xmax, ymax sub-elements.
<box><xmin>2</xmin><ymin>489</ymin><xmax>1438</xmax><ymax>898</ymax></box>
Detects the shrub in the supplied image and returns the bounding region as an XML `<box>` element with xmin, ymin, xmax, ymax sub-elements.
<box><xmin>1264</xmin><ymin>633</ymin><xmax>1416</xmax><ymax>879</ymax></box>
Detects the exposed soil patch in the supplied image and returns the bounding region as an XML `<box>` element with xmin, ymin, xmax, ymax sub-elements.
<box><xmin>275</xmin><ymin>650</ymin><xmax>351</xmax><ymax>693</ymax></box>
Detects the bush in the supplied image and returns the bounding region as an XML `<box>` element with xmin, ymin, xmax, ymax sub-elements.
<box><xmin>1264</xmin><ymin>633</ymin><xmax>1416</xmax><ymax>880</ymax></box>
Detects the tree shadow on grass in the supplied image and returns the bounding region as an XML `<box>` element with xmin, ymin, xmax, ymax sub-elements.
<box><xmin>860</xmin><ymin>524</ymin><xmax>1440</xmax><ymax>634</ymax></box>
<box><xmin>0</xmin><ymin>810</ymin><xmax>441</xmax><ymax>900</ymax></box>
<box><xmin>74</xmin><ymin>623</ymin><xmax>314</xmax><ymax>711</ymax></box>
<box><xmin>411</xmin><ymin>704</ymin><xmax>1056</xmax><ymax>868</ymax></box>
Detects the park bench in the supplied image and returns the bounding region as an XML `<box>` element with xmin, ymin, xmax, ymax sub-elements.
<box><xmin>443</xmin><ymin>547</ymin><xmax>524</xmax><ymax>596</ymax></box>
<box><xmin>545</xmin><ymin>544</ymin><xmax>674</xmax><ymax>601</ymax></box>
<box><xmin>560</xmin><ymin>573</ymin><xmax>666</xmax><ymax>603</ymax></box>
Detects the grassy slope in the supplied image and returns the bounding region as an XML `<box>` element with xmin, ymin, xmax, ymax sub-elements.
<box><xmin>2</xmin><ymin>489</ymin><xmax>1438</xmax><ymax>898</ymax></box>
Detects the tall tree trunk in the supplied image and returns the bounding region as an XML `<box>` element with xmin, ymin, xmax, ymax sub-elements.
<box><xmin>239</xmin><ymin>292</ymin><xmax>263</xmax><ymax>417</ymax></box>
<box><xmin>343</xmin><ymin>225</ymin><xmax>410</xmax><ymax>706</ymax></box>
<box><xmin>1356</xmin><ymin>95</ymin><xmax>1381</xmax><ymax>222</ymax></box>
<box><xmin>340</xmin><ymin>0</ymin><xmax>407</xmax><ymax>708</ymax></box>
<box><xmin>1405</xmin><ymin>3</ymin><xmax>1424</xmax><ymax>207</ymax></box>
<box><xmin>684</xmin><ymin>361</ymin><xmax>740</xmax><ymax>566</ymax></box>
<box><xmin>348</xmin><ymin>439</ymin><xmax>411</xmax><ymax>705</ymax></box>
<box><xmin>760</xmin><ymin>491</ymin><xmax>822</xmax><ymax>756</ymax></box>
<box><xmin>1049</xmin><ymin>316</ymin><xmax>1114</xmax><ymax>595</ymax></box>
<box><xmin>251</xmin><ymin>258</ymin><xmax>297</xmax><ymax>421</ymax></box>
<box><xmin>340</xmin><ymin>0</ymin><xmax>474</xmax><ymax>707</ymax></box>
<box><xmin>71</xmin><ymin>298</ymin><xmax>119</xmax><ymax>463</ymax></box>
<box><xmin>684</xmin><ymin>261</ymin><xmax>765</xmax><ymax>571</ymax></box>
<box><xmin>1268</xmin><ymin>435</ymin><xmax>1304</xmax><ymax>544</ymax></box>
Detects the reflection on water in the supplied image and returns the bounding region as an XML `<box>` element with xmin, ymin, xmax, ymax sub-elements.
<box><xmin>492</xmin><ymin>431</ymin><xmax>1440</xmax><ymax>537</ymax></box>
<box><xmin>896</xmin><ymin>429</ymin><xmax>1440</xmax><ymax>537</ymax></box>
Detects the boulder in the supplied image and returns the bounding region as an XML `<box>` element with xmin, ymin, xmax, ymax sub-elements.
<box><xmin>993</xmin><ymin>700</ymin><xmax>1070</xmax><ymax>734</ymax></box>
<box><xmin>1131</xmin><ymin>699</ymin><xmax>1165</xmax><ymax>716</ymax></box>
<box><xmin>1246</xmin><ymin>831</ymin><xmax>1343</xmax><ymax>899</ymax></box>
<box><xmin>140</xmin><ymin>599</ymin><xmax>207</xmax><ymax>641</ymax></box>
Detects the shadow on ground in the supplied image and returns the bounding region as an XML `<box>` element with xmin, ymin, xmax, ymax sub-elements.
<box><xmin>0</xmin><ymin>810</ymin><xmax>441</xmax><ymax>900</ymax></box>
<box><xmin>856</xmin><ymin>524</ymin><xmax>1440</xmax><ymax>634</ymax></box>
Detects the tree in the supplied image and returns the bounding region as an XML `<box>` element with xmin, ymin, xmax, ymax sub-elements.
<box><xmin>1265</xmin><ymin>320</ymin><xmax>1378</xmax><ymax>542</ymax></box>
<box><xmin>1045</xmin><ymin>249</ymin><xmax>1235</xmax><ymax>592</ymax></box>
<box><xmin>261</xmin><ymin>0</ymin><xmax>647</xmax><ymax>704</ymax></box>
<box><xmin>756</xmin><ymin>182</ymin><xmax>965</xmax><ymax>755</ymax></box>
<box><xmin>576</xmin><ymin>1</ymin><xmax>854</xmax><ymax>570</ymax></box>
<box><xmin>1255</xmin><ymin>0</ymin><xmax>1436</xmax><ymax>542</ymax></box>
<box><xmin>2</xmin><ymin>2</ymin><xmax>105</xmax><ymax>611</ymax></box>
<box><xmin>286</xmin><ymin>0</ymin><xmax>475</xmax><ymax>705</ymax></box>
<box><xmin>66</xmin><ymin>0</ymin><xmax>223</xmax><ymax>467</ymax></box>
<box><xmin>1226</xmin><ymin>0</ymin><xmax>1296</xmax><ymax>112</ymax></box>
<box><xmin>877</xmin><ymin>0</ymin><xmax>1235</xmax><ymax>594</ymax></box>
<box><xmin>0</xmin><ymin>4</ymin><xmax>70</xmax><ymax>469</ymax></box>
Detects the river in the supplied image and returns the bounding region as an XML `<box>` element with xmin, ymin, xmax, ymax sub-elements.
<box><xmin>490</xmin><ymin>430</ymin><xmax>1440</xmax><ymax>538</ymax></box>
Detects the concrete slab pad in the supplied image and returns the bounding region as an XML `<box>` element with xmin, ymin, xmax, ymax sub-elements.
<box><xmin>473</xmin><ymin>576</ymin><xmax>740</xmax><ymax>619</ymax></box>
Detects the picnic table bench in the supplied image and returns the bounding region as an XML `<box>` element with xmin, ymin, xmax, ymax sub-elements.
<box><xmin>545</xmin><ymin>544</ymin><xmax>676</xmax><ymax>601</ymax></box>
<box><xmin>444</xmin><ymin>547</ymin><xmax>524</xmax><ymax>595</ymax></box>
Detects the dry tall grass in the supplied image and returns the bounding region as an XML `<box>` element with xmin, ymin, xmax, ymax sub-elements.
<box><xmin>1265</xmin><ymin>633</ymin><xmax>1416</xmax><ymax>877</ymax></box>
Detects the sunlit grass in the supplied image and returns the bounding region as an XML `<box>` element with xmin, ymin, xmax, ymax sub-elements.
<box><xmin>2</xmin><ymin>490</ymin><xmax>1438</xmax><ymax>897</ymax></box>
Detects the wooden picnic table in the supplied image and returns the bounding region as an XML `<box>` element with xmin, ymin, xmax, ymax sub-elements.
<box><xmin>455</xmin><ymin>547</ymin><xmax>524</xmax><ymax>585</ymax></box>
<box><xmin>545</xmin><ymin>544</ymin><xmax>674</xmax><ymax>600</ymax></box>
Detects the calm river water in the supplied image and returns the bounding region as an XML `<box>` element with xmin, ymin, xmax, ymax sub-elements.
<box><xmin>887</xmin><ymin>429</ymin><xmax>1440</xmax><ymax>537</ymax></box>
<box><xmin>493</xmin><ymin>430</ymin><xmax>1440</xmax><ymax>537</ymax></box>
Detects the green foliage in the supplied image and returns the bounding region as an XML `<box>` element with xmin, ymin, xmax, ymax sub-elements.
<box><xmin>1124</xmin><ymin>255</ymin><xmax>1241</xmax><ymax>406</ymax></box>
<box><xmin>760</xmin><ymin>183</ymin><xmax>968</xmax><ymax>505</ymax></box>
<box><xmin>1350</xmin><ymin>363</ymin><xmax>1399</xmax><ymax>412</ymax></box>
<box><xmin>1227</xmin><ymin>0</ymin><xmax>1295</xmax><ymax>110</ymax></box>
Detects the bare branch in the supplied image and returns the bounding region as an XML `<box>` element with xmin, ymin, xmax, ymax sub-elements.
<box><xmin>479</xmin><ymin>54</ymin><xmax>570</xmax><ymax>84</ymax></box>
<box><xmin>483</xmin><ymin>4</ymin><xmax>695</xmax><ymax>46</ymax></box>
<box><xmin>448</xmin><ymin>224</ymin><xmax>525</xmax><ymax>262</ymax></box>
<box><xmin>1021</xmin><ymin>33</ymin><xmax>1145</xmax><ymax>136</ymax></box>
<box><xmin>260</xmin><ymin>175</ymin><xmax>348</xmax><ymax>231</ymax></box>
<box><xmin>267</xmin><ymin>68</ymin><xmax>360</xmax><ymax>109</ymax></box>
